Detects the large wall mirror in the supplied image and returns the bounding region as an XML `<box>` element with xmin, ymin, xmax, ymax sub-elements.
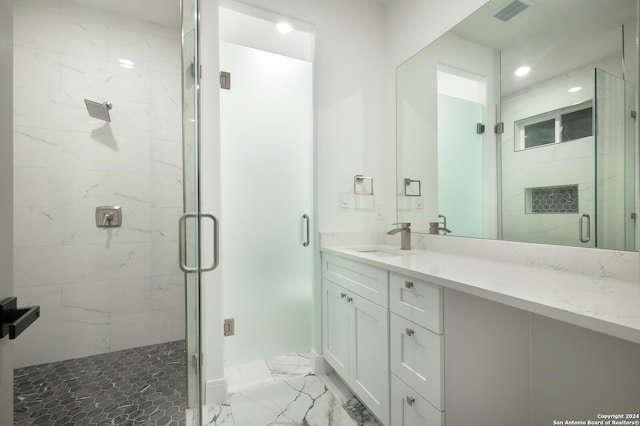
<box><xmin>397</xmin><ymin>0</ymin><xmax>638</xmax><ymax>251</ymax></box>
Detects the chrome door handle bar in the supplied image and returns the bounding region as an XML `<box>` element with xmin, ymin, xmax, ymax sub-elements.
<box><xmin>202</xmin><ymin>213</ymin><xmax>219</xmax><ymax>271</ymax></box>
<box><xmin>302</xmin><ymin>214</ymin><xmax>310</xmax><ymax>247</ymax></box>
<box><xmin>579</xmin><ymin>213</ymin><xmax>591</xmax><ymax>243</ymax></box>
<box><xmin>179</xmin><ymin>213</ymin><xmax>198</xmax><ymax>272</ymax></box>
<box><xmin>179</xmin><ymin>213</ymin><xmax>220</xmax><ymax>272</ymax></box>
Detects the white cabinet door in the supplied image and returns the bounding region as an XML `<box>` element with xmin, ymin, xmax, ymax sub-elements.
<box><xmin>350</xmin><ymin>293</ymin><xmax>389</xmax><ymax>425</ymax></box>
<box><xmin>391</xmin><ymin>375</ymin><xmax>444</xmax><ymax>426</ymax></box>
<box><xmin>322</xmin><ymin>279</ymin><xmax>351</xmax><ymax>379</ymax></box>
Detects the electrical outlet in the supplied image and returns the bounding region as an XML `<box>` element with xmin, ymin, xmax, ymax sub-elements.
<box><xmin>375</xmin><ymin>205</ymin><xmax>385</xmax><ymax>221</ymax></box>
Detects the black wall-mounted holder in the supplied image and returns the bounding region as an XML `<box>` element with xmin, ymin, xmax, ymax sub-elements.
<box><xmin>0</xmin><ymin>297</ymin><xmax>40</xmax><ymax>340</ymax></box>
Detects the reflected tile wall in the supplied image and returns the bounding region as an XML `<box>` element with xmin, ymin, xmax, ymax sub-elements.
<box><xmin>13</xmin><ymin>0</ymin><xmax>184</xmax><ymax>368</ymax></box>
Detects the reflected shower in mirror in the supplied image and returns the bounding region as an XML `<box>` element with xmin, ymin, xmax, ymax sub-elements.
<box><xmin>396</xmin><ymin>0</ymin><xmax>637</xmax><ymax>251</ymax></box>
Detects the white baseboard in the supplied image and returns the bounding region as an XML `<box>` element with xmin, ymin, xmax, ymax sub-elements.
<box><xmin>206</xmin><ymin>376</ymin><xmax>228</xmax><ymax>405</ymax></box>
<box><xmin>309</xmin><ymin>349</ymin><xmax>334</xmax><ymax>375</ymax></box>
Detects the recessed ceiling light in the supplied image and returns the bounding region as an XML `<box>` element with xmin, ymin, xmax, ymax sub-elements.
<box><xmin>276</xmin><ymin>22</ymin><xmax>293</xmax><ymax>34</ymax></box>
<box><xmin>119</xmin><ymin>59</ymin><xmax>134</xmax><ymax>69</ymax></box>
<box><xmin>514</xmin><ymin>66</ymin><xmax>531</xmax><ymax>77</ymax></box>
<box><xmin>568</xmin><ymin>86</ymin><xmax>582</xmax><ymax>93</ymax></box>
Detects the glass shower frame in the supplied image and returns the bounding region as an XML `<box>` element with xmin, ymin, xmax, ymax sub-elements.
<box><xmin>181</xmin><ymin>0</ymin><xmax>206</xmax><ymax>424</ymax></box>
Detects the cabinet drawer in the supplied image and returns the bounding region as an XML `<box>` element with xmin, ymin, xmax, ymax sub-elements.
<box><xmin>322</xmin><ymin>253</ymin><xmax>388</xmax><ymax>307</ymax></box>
<box><xmin>391</xmin><ymin>375</ymin><xmax>444</xmax><ymax>426</ymax></box>
<box><xmin>390</xmin><ymin>272</ymin><xmax>442</xmax><ymax>333</ymax></box>
<box><xmin>390</xmin><ymin>313</ymin><xmax>443</xmax><ymax>410</ymax></box>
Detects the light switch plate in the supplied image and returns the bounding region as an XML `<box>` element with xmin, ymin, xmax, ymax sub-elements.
<box><xmin>340</xmin><ymin>192</ymin><xmax>352</xmax><ymax>209</ymax></box>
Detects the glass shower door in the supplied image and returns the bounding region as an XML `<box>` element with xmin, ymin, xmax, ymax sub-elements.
<box><xmin>594</xmin><ymin>68</ymin><xmax>637</xmax><ymax>250</ymax></box>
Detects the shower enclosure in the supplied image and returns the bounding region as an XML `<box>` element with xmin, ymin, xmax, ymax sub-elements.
<box><xmin>12</xmin><ymin>0</ymin><xmax>206</xmax><ymax>423</ymax></box>
<box><xmin>499</xmin><ymin>67</ymin><xmax>636</xmax><ymax>250</ymax></box>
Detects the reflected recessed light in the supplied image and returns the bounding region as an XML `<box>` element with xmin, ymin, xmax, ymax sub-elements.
<box><xmin>276</xmin><ymin>22</ymin><xmax>293</xmax><ymax>34</ymax></box>
<box><xmin>119</xmin><ymin>59</ymin><xmax>134</xmax><ymax>69</ymax></box>
<box><xmin>568</xmin><ymin>86</ymin><xmax>582</xmax><ymax>93</ymax></box>
<box><xmin>514</xmin><ymin>66</ymin><xmax>531</xmax><ymax>77</ymax></box>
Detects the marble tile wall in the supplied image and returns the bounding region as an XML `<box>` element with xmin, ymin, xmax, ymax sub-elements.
<box><xmin>12</xmin><ymin>0</ymin><xmax>184</xmax><ymax>368</ymax></box>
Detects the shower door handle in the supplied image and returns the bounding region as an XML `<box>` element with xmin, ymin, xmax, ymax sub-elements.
<box><xmin>579</xmin><ymin>213</ymin><xmax>591</xmax><ymax>243</ymax></box>
<box><xmin>179</xmin><ymin>213</ymin><xmax>220</xmax><ymax>272</ymax></box>
<box><xmin>201</xmin><ymin>213</ymin><xmax>219</xmax><ymax>271</ymax></box>
<box><xmin>302</xmin><ymin>214</ymin><xmax>310</xmax><ymax>247</ymax></box>
<box><xmin>179</xmin><ymin>213</ymin><xmax>198</xmax><ymax>272</ymax></box>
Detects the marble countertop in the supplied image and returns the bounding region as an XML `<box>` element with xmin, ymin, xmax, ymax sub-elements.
<box><xmin>322</xmin><ymin>244</ymin><xmax>640</xmax><ymax>345</ymax></box>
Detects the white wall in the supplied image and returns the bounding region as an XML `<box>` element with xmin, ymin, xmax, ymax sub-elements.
<box><xmin>238</xmin><ymin>0</ymin><xmax>388</xmax><ymax>233</ymax></box>
<box><xmin>12</xmin><ymin>1</ymin><xmax>184</xmax><ymax>367</ymax></box>
<box><xmin>0</xmin><ymin>0</ymin><xmax>14</xmax><ymax>423</ymax></box>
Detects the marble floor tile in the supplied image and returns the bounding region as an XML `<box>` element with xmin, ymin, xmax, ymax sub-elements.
<box><xmin>202</xmin><ymin>373</ymin><xmax>380</xmax><ymax>426</ymax></box>
<box><xmin>204</xmin><ymin>374</ymin><xmax>365</xmax><ymax>426</ymax></box>
<box><xmin>14</xmin><ymin>342</ymin><xmax>377</xmax><ymax>426</ymax></box>
<box><xmin>226</xmin><ymin>360</ymin><xmax>275</xmax><ymax>393</ymax></box>
<box><xmin>265</xmin><ymin>353</ymin><xmax>313</xmax><ymax>381</ymax></box>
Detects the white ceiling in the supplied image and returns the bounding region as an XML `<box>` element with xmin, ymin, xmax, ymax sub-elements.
<box><xmin>452</xmin><ymin>0</ymin><xmax>637</xmax><ymax>95</ymax></box>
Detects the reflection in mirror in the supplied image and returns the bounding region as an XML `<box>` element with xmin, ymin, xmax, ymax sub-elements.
<box><xmin>396</xmin><ymin>0</ymin><xmax>637</xmax><ymax>251</ymax></box>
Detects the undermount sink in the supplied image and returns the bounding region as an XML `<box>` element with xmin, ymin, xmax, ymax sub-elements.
<box><xmin>351</xmin><ymin>246</ymin><xmax>417</xmax><ymax>257</ymax></box>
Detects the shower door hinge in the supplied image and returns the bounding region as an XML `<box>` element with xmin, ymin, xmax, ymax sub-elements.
<box><xmin>220</xmin><ymin>71</ymin><xmax>231</xmax><ymax>90</ymax></box>
<box><xmin>631</xmin><ymin>111</ymin><xmax>637</xmax><ymax>120</ymax></box>
<box><xmin>190</xmin><ymin>62</ymin><xmax>203</xmax><ymax>78</ymax></box>
<box><xmin>476</xmin><ymin>123</ymin><xmax>485</xmax><ymax>134</ymax></box>
<box><xmin>494</xmin><ymin>122</ymin><xmax>504</xmax><ymax>134</ymax></box>
<box><xmin>224</xmin><ymin>318</ymin><xmax>235</xmax><ymax>336</ymax></box>
<box><xmin>192</xmin><ymin>353</ymin><xmax>199</xmax><ymax>368</ymax></box>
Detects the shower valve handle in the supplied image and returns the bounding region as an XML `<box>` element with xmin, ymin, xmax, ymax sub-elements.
<box><xmin>103</xmin><ymin>212</ymin><xmax>114</xmax><ymax>226</ymax></box>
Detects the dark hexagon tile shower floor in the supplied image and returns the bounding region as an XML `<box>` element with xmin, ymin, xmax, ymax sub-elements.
<box><xmin>13</xmin><ymin>340</ymin><xmax>187</xmax><ymax>426</ymax></box>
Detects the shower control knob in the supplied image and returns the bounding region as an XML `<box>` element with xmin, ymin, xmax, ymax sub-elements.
<box><xmin>103</xmin><ymin>212</ymin><xmax>114</xmax><ymax>226</ymax></box>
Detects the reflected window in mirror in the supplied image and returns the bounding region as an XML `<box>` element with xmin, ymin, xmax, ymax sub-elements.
<box><xmin>515</xmin><ymin>101</ymin><xmax>593</xmax><ymax>151</ymax></box>
<box><xmin>524</xmin><ymin>119</ymin><xmax>555</xmax><ymax>149</ymax></box>
<box><xmin>561</xmin><ymin>107</ymin><xmax>592</xmax><ymax>141</ymax></box>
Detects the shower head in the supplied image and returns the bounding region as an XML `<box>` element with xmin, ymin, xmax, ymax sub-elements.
<box><xmin>84</xmin><ymin>99</ymin><xmax>112</xmax><ymax>122</ymax></box>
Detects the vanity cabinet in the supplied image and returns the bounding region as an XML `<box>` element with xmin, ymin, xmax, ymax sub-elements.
<box><xmin>321</xmin><ymin>254</ymin><xmax>390</xmax><ymax>425</ymax></box>
<box><xmin>389</xmin><ymin>273</ymin><xmax>445</xmax><ymax>425</ymax></box>
<box><xmin>321</xmin><ymin>249</ymin><xmax>640</xmax><ymax>426</ymax></box>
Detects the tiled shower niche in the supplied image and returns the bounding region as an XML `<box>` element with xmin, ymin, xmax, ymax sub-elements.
<box><xmin>526</xmin><ymin>185</ymin><xmax>579</xmax><ymax>213</ymax></box>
